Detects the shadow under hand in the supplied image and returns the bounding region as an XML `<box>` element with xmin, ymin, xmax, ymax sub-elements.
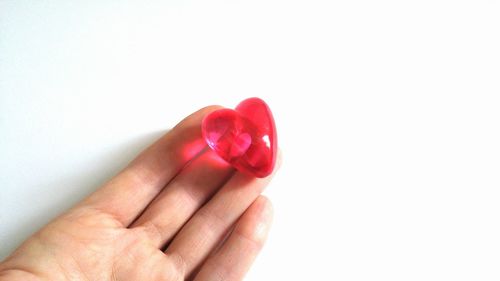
<box><xmin>0</xmin><ymin>130</ymin><xmax>167</xmax><ymax>260</ymax></box>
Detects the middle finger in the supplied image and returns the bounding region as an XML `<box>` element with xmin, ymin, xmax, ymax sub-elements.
<box><xmin>130</xmin><ymin>149</ymin><xmax>234</xmax><ymax>248</ymax></box>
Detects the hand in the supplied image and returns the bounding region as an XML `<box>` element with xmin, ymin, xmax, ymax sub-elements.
<box><xmin>0</xmin><ymin>106</ymin><xmax>278</xmax><ymax>281</ymax></box>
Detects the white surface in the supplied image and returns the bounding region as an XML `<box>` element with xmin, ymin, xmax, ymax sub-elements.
<box><xmin>1</xmin><ymin>0</ymin><xmax>500</xmax><ymax>280</ymax></box>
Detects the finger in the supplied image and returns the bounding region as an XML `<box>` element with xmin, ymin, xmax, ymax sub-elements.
<box><xmin>164</xmin><ymin>155</ymin><xmax>280</xmax><ymax>278</ymax></box>
<box><xmin>130</xmin><ymin>148</ymin><xmax>234</xmax><ymax>248</ymax></box>
<box><xmin>79</xmin><ymin>105</ymin><xmax>222</xmax><ymax>226</ymax></box>
<box><xmin>193</xmin><ymin>196</ymin><xmax>273</xmax><ymax>281</ymax></box>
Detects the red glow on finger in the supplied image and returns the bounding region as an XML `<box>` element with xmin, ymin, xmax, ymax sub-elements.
<box><xmin>181</xmin><ymin>138</ymin><xmax>207</xmax><ymax>161</ymax></box>
<box><xmin>205</xmin><ymin>149</ymin><xmax>233</xmax><ymax>169</ymax></box>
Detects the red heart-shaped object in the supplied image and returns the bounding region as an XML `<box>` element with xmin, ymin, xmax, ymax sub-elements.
<box><xmin>202</xmin><ymin>97</ymin><xmax>278</xmax><ymax>178</ymax></box>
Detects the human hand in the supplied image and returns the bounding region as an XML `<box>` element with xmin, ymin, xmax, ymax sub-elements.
<box><xmin>0</xmin><ymin>106</ymin><xmax>278</xmax><ymax>281</ymax></box>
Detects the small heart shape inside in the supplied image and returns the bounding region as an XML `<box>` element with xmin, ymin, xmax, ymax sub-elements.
<box><xmin>202</xmin><ymin>97</ymin><xmax>277</xmax><ymax>178</ymax></box>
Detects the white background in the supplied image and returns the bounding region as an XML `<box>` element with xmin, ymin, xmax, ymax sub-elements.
<box><xmin>1</xmin><ymin>0</ymin><xmax>500</xmax><ymax>280</ymax></box>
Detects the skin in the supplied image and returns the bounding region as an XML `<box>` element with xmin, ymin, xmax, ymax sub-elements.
<box><xmin>0</xmin><ymin>106</ymin><xmax>278</xmax><ymax>281</ymax></box>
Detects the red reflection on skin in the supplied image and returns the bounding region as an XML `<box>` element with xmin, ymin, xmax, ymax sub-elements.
<box><xmin>181</xmin><ymin>138</ymin><xmax>207</xmax><ymax>161</ymax></box>
<box><xmin>204</xmin><ymin>148</ymin><xmax>233</xmax><ymax>169</ymax></box>
<box><xmin>177</xmin><ymin>136</ymin><xmax>232</xmax><ymax>177</ymax></box>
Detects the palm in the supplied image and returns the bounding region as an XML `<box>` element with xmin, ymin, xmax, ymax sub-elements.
<box><xmin>0</xmin><ymin>106</ymin><xmax>276</xmax><ymax>281</ymax></box>
<box><xmin>32</xmin><ymin>210</ymin><xmax>176</xmax><ymax>280</ymax></box>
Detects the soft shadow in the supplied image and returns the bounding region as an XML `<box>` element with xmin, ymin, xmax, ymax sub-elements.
<box><xmin>0</xmin><ymin>130</ymin><xmax>167</xmax><ymax>259</ymax></box>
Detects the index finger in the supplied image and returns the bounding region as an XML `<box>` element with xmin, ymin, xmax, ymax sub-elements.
<box><xmin>78</xmin><ymin>105</ymin><xmax>223</xmax><ymax>227</ymax></box>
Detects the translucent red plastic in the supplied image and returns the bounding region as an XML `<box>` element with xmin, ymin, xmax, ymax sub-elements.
<box><xmin>202</xmin><ymin>97</ymin><xmax>277</xmax><ymax>178</ymax></box>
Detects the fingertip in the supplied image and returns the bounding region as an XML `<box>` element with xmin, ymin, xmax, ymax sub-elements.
<box><xmin>173</xmin><ymin>105</ymin><xmax>223</xmax><ymax>129</ymax></box>
<box><xmin>255</xmin><ymin>195</ymin><xmax>274</xmax><ymax>222</ymax></box>
<box><xmin>195</xmin><ymin>105</ymin><xmax>224</xmax><ymax>118</ymax></box>
<box><xmin>256</xmin><ymin>196</ymin><xmax>274</xmax><ymax>235</ymax></box>
<box><xmin>235</xmin><ymin>196</ymin><xmax>274</xmax><ymax>245</ymax></box>
<box><xmin>275</xmin><ymin>149</ymin><xmax>283</xmax><ymax>171</ymax></box>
